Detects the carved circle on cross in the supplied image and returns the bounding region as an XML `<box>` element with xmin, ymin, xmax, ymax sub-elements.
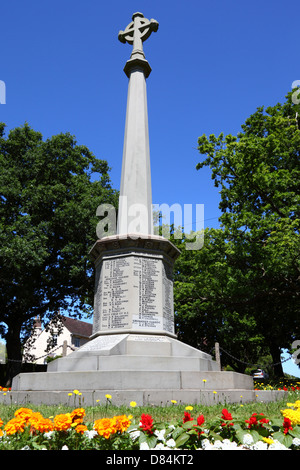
<box><xmin>118</xmin><ymin>12</ymin><xmax>158</xmax><ymax>51</ymax></box>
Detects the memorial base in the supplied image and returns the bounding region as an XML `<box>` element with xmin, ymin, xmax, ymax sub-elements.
<box><xmin>9</xmin><ymin>332</ymin><xmax>286</xmax><ymax>406</ymax></box>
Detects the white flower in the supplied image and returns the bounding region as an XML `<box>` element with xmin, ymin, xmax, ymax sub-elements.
<box><xmin>268</xmin><ymin>440</ymin><xmax>290</xmax><ymax>450</ymax></box>
<box><xmin>154</xmin><ymin>429</ymin><xmax>166</xmax><ymax>441</ymax></box>
<box><xmin>155</xmin><ymin>442</ymin><xmax>167</xmax><ymax>450</ymax></box>
<box><xmin>292</xmin><ymin>437</ymin><xmax>300</xmax><ymax>447</ymax></box>
<box><xmin>44</xmin><ymin>431</ymin><xmax>54</xmax><ymax>439</ymax></box>
<box><xmin>129</xmin><ymin>430</ymin><xmax>141</xmax><ymax>441</ymax></box>
<box><xmin>212</xmin><ymin>440</ymin><xmax>223</xmax><ymax>449</ymax></box>
<box><xmin>84</xmin><ymin>430</ymin><xmax>98</xmax><ymax>439</ymax></box>
<box><xmin>140</xmin><ymin>442</ymin><xmax>150</xmax><ymax>450</ymax></box>
<box><xmin>242</xmin><ymin>433</ymin><xmax>254</xmax><ymax>446</ymax></box>
<box><xmin>250</xmin><ymin>441</ymin><xmax>268</xmax><ymax>450</ymax></box>
<box><xmin>21</xmin><ymin>445</ymin><xmax>31</xmax><ymax>450</ymax></box>
<box><xmin>61</xmin><ymin>445</ymin><xmax>69</xmax><ymax>450</ymax></box>
<box><xmin>166</xmin><ymin>438</ymin><xmax>176</xmax><ymax>448</ymax></box>
<box><xmin>220</xmin><ymin>439</ymin><xmax>238</xmax><ymax>450</ymax></box>
<box><xmin>201</xmin><ymin>439</ymin><xmax>215</xmax><ymax>450</ymax></box>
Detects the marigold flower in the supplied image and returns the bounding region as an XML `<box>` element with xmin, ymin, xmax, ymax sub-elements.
<box><xmin>70</xmin><ymin>408</ymin><xmax>85</xmax><ymax>425</ymax></box>
<box><xmin>53</xmin><ymin>413</ymin><xmax>73</xmax><ymax>432</ymax></box>
<box><xmin>4</xmin><ymin>417</ymin><xmax>26</xmax><ymax>435</ymax></box>
<box><xmin>94</xmin><ymin>417</ymin><xmax>116</xmax><ymax>439</ymax></box>
<box><xmin>75</xmin><ymin>424</ymin><xmax>88</xmax><ymax>434</ymax></box>
<box><xmin>29</xmin><ymin>413</ymin><xmax>54</xmax><ymax>434</ymax></box>
<box><xmin>113</xmin><ymin>415</ymin><xmax>131</xmax><ymax>433</ymax></box>
<box><xmin>14</xmin><ymin>407</ymin><xmax>33</xmax><ymax>422</ymax></box>
<box><xmin>0</xmin><ymin>418</ymin><xmax>3</xmax><ymax>428</ymax></box>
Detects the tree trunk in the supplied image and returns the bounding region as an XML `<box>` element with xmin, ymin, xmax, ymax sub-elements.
<box><xmin>5</xmin><ymin>321</ymin><xmax>23</xmax><ymax>387</ymax></box>
<box><xmin>269</xmin><ymin>343</ymin><xmax>284</xmax><ymax>378</ymax></box>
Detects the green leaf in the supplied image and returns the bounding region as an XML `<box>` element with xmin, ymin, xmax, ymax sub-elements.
<box><xmin>290</xmin><ymin>426</ymin><xmax>300</xmax><ymax>439</ymax></box>
<box><xmin>175</xmin><ymin>432</ymin><xmax>190</xmax><ymax>448</ymax></box>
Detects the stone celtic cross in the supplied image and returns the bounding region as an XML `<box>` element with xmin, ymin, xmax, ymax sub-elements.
<box><xmin>118</xmin><ymin>12</ymin><xmax>158</xmax><ymax>60</ymax></box>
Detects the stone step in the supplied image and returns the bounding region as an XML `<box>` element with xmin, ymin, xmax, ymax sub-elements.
<box><xmin>12</xmin><ymin>369</ymin><xmax>253</xmax><ymax>393</ymax></box>
<box><xmin>47</xmin><ymin>354</ymin><xmax>219</xmax><ymax>372</ymax></box>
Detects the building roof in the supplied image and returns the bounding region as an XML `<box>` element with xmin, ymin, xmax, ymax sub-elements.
<box><xmin>62</xmin><ymin>317</ymin><xmax>93</xmax><ymax>338</ymax></box>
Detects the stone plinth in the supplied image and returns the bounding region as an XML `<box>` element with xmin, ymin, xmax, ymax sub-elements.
<box><xmin>10</xmin><ymin>332</ymin><xmax>272</xmax><ymax>406</ymax></box>
<box><xmin>89</xmin><ymin>234</ymin><xmax>180</xmax><ymax>338</ymax></box>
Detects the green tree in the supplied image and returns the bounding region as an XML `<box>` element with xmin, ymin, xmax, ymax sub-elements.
<box><xmin>173</xmin><ymin>229</ymin><xmax>268</xmax><ymax>374</ymax></box>
<box><xmin>0</xmin><ymin>123</ymin><xmax>118</xmax><ymax>382</ymax></box>
<box><xmin>195</xmin><ymin>92</ymin><xmax>300</xmax><ymax>376</ymax></box>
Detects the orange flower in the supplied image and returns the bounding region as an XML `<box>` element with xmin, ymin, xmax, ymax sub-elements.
<box><xmin>4</xmin><ymin>417</ymin><xmax>26</xmax><ymax>435</ymax></box>
<box><xmin>75</xmin><ymin>424</ymin><xmax>88</xmax><ymax>434</ymax></box>
<box><xmin>29</xmin><ymin>412</ymin><xmax>54</xmax><ymax>434</ymax></box>
<box><xmin>113</xmin><ymin>415</ymin><xmax>131</xmax><ymax>433</ymax></box>
<box><xmin>53</xmin><ymin>413</ymin><xmax>72</xmax><ymax>432</ymax></box>
<box><xmin>14</xmin><ymin>408</ymin><xmax>33</xmax><ymax>422</ymax></box>
<box><xmin>0</xmin><ymin>418</ymin><xmax>3</xmax><ymax>428</ymax></box>
<box><xmin>70</xmin><ymin>408</ymin><xmax>86</xmax><ymax>425</ymax></box>
<box><xmin>94</xmin><ymin>418</ymin><xmax>116</xmax><ymax>439</ymax></box>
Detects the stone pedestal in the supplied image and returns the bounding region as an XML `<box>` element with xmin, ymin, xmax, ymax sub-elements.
<box><xmin>89</xmin><ymin>234</ymin><xmax>180</xmax><ymax>338</ymax></box>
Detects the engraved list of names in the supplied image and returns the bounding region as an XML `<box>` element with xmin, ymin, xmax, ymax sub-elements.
<box><xmin>93</xmin><ymin>254</ymin><xmax>174</xmax><ymax>335</ymax></box>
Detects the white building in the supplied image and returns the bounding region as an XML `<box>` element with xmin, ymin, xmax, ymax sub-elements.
<box><xmin>23</xmin><ymin>316</ymin><xmax>93</xmax><ymax>364</ymax></box>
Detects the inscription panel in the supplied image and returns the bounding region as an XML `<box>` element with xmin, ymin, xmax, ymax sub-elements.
<box><xmin>93</xmin><ymin>253</ymin><xmax>175</xmax><ymax>335</ymax></box>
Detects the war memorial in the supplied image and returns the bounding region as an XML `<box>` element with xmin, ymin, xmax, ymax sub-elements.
<box><xmin>10</xmin><ymin>13</ymin><xmax>284</xmax><ymax>406</ymax></box>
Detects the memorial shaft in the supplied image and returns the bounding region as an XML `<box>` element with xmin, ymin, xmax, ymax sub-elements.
<box><xmin>117</xmin><ymin>12</ymin><xmax>158</xmax><ymax>236</ymax></box>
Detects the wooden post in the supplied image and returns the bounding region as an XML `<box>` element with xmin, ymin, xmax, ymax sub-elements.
<box><xmin>215</xmin><ymin>342</ymin><xmax>221</xmax><ymax>371</ymax></box>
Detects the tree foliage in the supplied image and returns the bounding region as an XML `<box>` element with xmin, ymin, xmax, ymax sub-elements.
<box><xmin>0</xmin><ymin>123</ymin><xmax>118</xmax><ymax>380</ymax></box>
<box><xmin>192</xmin><ymin>91</ymin><xmax>300</xmax><ymax>376</ymax></box>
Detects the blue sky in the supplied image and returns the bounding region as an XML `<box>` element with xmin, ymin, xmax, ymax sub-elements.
<box><xmin>1</xmin><ymin>0</ymin><xmax>299</xmax><ymax>376</ymax></box>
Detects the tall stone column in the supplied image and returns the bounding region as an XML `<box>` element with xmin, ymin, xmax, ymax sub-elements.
<box><xmin>89</xmin><ymin>13</ymin><xmax>181</xmax><ymax>339</ymax></box>
<box><xmin>117</xmin><ymin>12</ymin><xmax>157</xmax><ymax>236</ymax></box>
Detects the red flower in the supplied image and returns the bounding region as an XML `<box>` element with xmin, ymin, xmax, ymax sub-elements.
<box><xmin>140</xmin><ymin>414</ymin><xmax>154</xmax><ymax>435</ymax></box>
<box><xmin>197</xmin><ymin>414</ymin><xmax>205</xmax><ymax>427</ymax></box>
<box><xmin>283</xmin><ymin>417</ymin><xmax>293</xmax><ymax>435</ymax></box>
<box><xmin>245</xmin><ymin>412</ymin><xmax>269</xmax><ymax>429</ymax></box>
<box><xmin>183</xmin><ymin>412</ymin><xmax>193</xmax><ymax>423</ymax></box>
<box><xmin>221</xmin><ymin>408</ymin><xmax>234</xmax><ymax>427</ymax></box>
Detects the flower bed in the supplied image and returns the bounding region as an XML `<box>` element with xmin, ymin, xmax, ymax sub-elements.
<box><xmin>1</xmin><ymin>400</ymin><xmax>300</xmax><ymax>450</ymax></box>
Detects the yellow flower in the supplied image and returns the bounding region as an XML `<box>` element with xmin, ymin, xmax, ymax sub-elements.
<box><xmin>68</xmin><ymin>393</ymin><xmax>73</xmax><ymax>397</ymax></box>
<box><xmin>171</xmin><ymin>400</ymin><xmax>177</xmax><ymax>404</ymax></box>
<box><xmin>185</xmin><ymin>406</ymin><xmax>193</xmax><ymax>411</ymax></box>
<box><xmin>213</xmin><ymin>391</ymin><xmax>217</xmax><ymax>394</ymax></box>
<box><xmin>202</xmin><ymin>379</ymin><xmax>207</xmax><ymax>383</ymax></box>
<box><xmin>263</xmin><ymin>437</ymin><xmax>274</xmax><ymax>445</ymax></box>
<box><xmin>105</xmin><ymin>394</ymin><xmax>112</xmax><ymax>400</ymax></box>
<box><xmin>130</xmin><ymin>401</ymin><xmax>137</xmax><ymax>407</ymax></box>
<box><xmin>73</xmin><ymin>389</ymin><xmax>80</xmax><ymax>395</ymax></box>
